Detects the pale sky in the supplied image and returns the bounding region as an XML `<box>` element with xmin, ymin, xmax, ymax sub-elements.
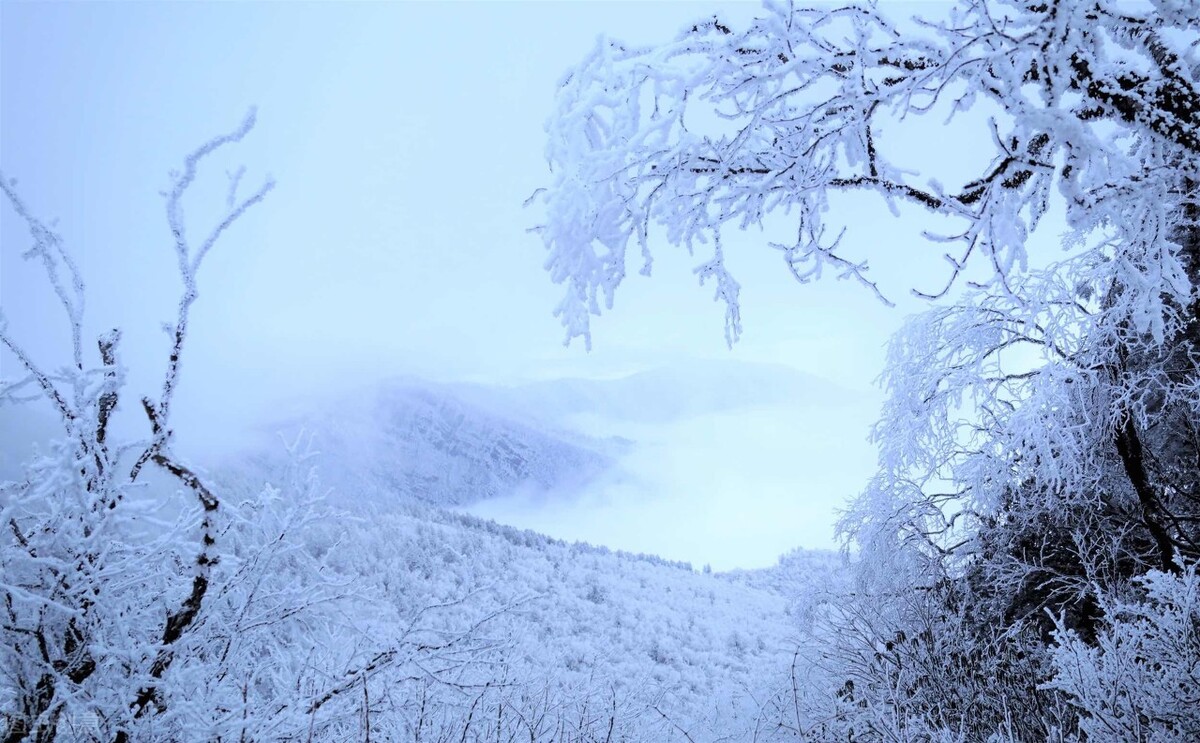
<box><xmin>2</xmin><ymin>1</ymin><xmax>1041</xmax><ymax>568</ymax></box>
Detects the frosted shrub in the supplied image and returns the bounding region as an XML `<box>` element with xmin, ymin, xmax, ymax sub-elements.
<box><xmin>1048</xmin><ymin>561</ymin><xmax>1200</xmax><ymax>743</ymax></box>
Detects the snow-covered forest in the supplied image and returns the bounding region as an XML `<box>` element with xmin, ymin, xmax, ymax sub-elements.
<box><xmin>3</xmin><ymin>1</ymin><xmax>1199</xmax><ymax>741</ymax></box>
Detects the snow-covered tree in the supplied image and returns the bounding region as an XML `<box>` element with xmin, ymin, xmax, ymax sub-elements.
<box><xmin>536</xmin><ymin>1</ymin><xmax>1200</xmax><ymax>737</ymax></box>
<box><xmin>0</xmin><ymin>113</ymin><xmax>515</xmax><ymax>743</ymax></box>
<box><xmin>0</xmin><ymin>110</ymin><xmax>276</xmax><ymax>741</ymax></box>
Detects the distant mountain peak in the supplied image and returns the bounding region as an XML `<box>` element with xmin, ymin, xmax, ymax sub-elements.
<box><xmin>215</xmin><ymin>378</ymin><xmax>623</xmax><ymax>510</ymax></box>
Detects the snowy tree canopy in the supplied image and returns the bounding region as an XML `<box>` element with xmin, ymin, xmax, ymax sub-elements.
<box><xmin>539</xmin><ymin>0</ymin><xmax>1197</xmax><ymax>335</ymax></box>
<box><xmin>538</xmin><ymin>0</ymin><xmax>1197</xmax><ymax>339</ymax></box>
<box><xmin>538</xmin><ymin>1</ymin><xmax>1200</xmax><ymax>738</ymax></box>
<box><xmin>538</xmin><ymin>0</ymin><xmax>1199</xmax><ymax>569</ymax></box>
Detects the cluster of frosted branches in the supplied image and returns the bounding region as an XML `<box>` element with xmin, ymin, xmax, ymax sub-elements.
<box><xmin>0</xmin><ymin>111</ymin><xmax>277</xmax><ymax>742</ymax></box>
<box><xmin>539</xmin><ymin>3</ymin><xmax>1200</xmax><ymax>736</ymax></box>
<box><xmin>538</xmin><ymin>0</ymin><xmax>1200</xmax><ymax>559</ymax></box>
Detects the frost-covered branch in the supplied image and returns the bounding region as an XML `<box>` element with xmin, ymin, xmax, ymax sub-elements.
<box><xmin>536</xmin><ymin>1</ymin><xmax>1197</xmax><ymax>348</ymax></box>
<box><xmin>1</xmin><ymin>110</ymin><xmax>274</xmax><ymax>743</ymax></box>
<box><xmin>131</xmin><ymin>108</ymin><xmax>275</xmax><ymax>482</ymax></box>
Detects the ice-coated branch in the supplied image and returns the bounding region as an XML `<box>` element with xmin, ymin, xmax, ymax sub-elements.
<box><xmin>0</xmin><ymin>173</ymin><xmax>86</xmax><ymax>372</ymax></box>
<box><xmin>0</xmin><ymin>187</ymin><xmax>86</xmax><ymax>434</ymax></box>
<box><xmin>132</xmin><ymin>108</ymin><xmax>273</xmax><ymax>481</ymax></box>
<box><xmin>536</xmin><ymin>1</ymin><xmax>1197</xmax><ymax>348</ymax></box>
<box><xmin>0</xmin><ymin>111</ymin><xmax>272</xmax><ymax>743</ymax></box>
<box><xmin>0</xmin><ymin>314</ymin><xmax>75</xmax><ymax>428</ymax></box>
<box><xmin>154</xmin><ymin>109</ymin><xmax>274</xmax><ymax>440</ymax></box>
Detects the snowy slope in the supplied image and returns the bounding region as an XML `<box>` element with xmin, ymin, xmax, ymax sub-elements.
<box><xmin>170</xmin><ymin>362</ymin><xmax>851</xmax><ymax>739</ymax></box>
<box><xmin>314</xmin><ymin>499</ymin><xmax>842</xmax><ymax>741</ymax></box>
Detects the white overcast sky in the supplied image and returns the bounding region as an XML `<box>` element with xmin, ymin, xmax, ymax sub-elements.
<box><xmin>2</xmin><ymin>1</ymin><xmax>1056</xmax><ymax>567</ymax></box>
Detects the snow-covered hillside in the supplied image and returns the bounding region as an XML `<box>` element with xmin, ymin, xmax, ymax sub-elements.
<box><xmin>193</xmin><ymin>363</ymin><xmax>848</xmax><ymax>739</ymax></box>
<box><xmin>0</xmin><ymin>356</ymin><xmax>847</xmax><ymax>740</ymax></box>
<box><xmin>324</xmin><ymin>502</ymin><xmax>837</xmax><ymax>738</ymax></box>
